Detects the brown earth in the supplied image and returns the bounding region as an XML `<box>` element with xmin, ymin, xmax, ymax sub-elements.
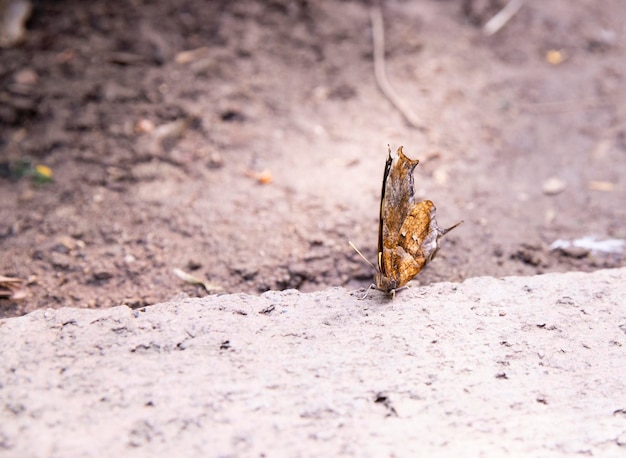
<box><xmin>1</xmin><ymin>0</ymin><xmax>625</xmax><ymax>318</ymax></box>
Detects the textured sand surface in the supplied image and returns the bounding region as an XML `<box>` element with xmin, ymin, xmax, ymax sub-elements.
<box><xmin>2</xmin><ymin>269</ymin><xmax>626</xmax><ymax>457</ymax></box>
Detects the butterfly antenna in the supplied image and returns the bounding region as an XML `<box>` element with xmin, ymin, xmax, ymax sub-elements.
<box><xmin>348</xmin><ymin>241</ymin><xmax>377</xmax><ymax>270</ymax></box>
<box><xmin>441</xmin><ymin>220</ymin><xmax>464</xmax><ymax>235</ymax></box>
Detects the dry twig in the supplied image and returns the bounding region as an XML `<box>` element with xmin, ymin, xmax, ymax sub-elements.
<box><xmin>483</xmin><ymin>0</ymin><xmax>526</xmax><ymax>36</ymax></box>
<box><xmin>370</xmin><ymin>6</ymin><xmax>423</xmax><ymax>129</ymax></box>
<box><xmin>0</xmin><ymin>275</ymin><xmax>27</xmax><ymax>300</ymax></box>
<box><xmin>173</xmin><ymin>268</ymin><xmax>222</xmax><ymax>293</ymax></box>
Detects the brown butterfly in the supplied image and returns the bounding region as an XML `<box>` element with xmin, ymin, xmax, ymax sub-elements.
<box><xmin>351</xmin><ymin>146</ymin><xmax>462</xmax><ymax>297</ymax></box>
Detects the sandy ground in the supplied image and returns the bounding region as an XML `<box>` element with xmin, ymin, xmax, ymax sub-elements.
<box><xmin>2</xmin><ymin>268</ymin><xmax>626</xmax><ymax>457</ymax></box>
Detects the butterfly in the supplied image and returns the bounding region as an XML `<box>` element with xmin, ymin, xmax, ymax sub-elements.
<box><xmin>351</xmin><ymin>146</ymin><xmax>462</xmax><ymax>297</ymax></box>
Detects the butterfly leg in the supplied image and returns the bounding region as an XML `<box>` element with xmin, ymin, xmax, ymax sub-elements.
<box><xmin>389</xmin><ymin>284</ymin><xmax>417</xmax><ymax>299</ymax></box>
<box><xmin>354</xmin><ymin>283</ymin><xmax>376</xmax><ymax>300</ymax></box>
<box><xmin>405</xmin><ymin>284</ymin><xmax>421</xmax><ymax>299</ymax></box>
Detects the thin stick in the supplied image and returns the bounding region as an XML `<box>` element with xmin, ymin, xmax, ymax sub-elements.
<box><xmin>370</xmin><ymin>6</ymin><xmax>423</xmax><ymax>129</ymax></box>
<box><xmin>483</xmin><ymin>0</ymin><xmax>525</xmax><ymax>36</ymax></box>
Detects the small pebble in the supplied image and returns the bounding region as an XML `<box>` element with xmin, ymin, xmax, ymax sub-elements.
<box><xmin>13</xmin><ymin>68</ymin><xmax>37</xmax><ymax>85</ymax></box>
<box><xmin>432</xmin><ymin>167</ymin><xmax>448</xmax><ymax>186</ymax></box>
<box><xmin>556</xmin><ymin>246</ymin><xmax>590</xmax><ymax>259</ymax></box>
<box><xmin>135</xmin><ymin>118</ymin><xmax>155</xmax><ymax>134</ymax></box>
<box><xmin>542</xmin><ymin>177</ymin><xmax>567</xmax><ymax>195</ymax></box>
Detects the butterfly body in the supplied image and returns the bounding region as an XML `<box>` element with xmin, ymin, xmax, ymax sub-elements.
<box><xmin>375</xmin><ymin>146</ymin><xmax>461</xmax><ymax>296</ymax></box>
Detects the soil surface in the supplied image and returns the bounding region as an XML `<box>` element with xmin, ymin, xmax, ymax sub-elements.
<box><xmin>2</xmin><ymin>268</ymin><xmax>626</xmax><ymax>456</ymax></box>
<box><xmin>2</xmin><ymin>0</ymin><xmax>626</xmax><ymax>317</ymax></box>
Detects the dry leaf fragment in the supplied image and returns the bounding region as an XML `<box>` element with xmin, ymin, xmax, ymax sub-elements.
<box><xmin>144</xmin><ymin>117</ymin><xmax>194</xmax><ymax>154</ymax></box>
<box><xmin>174</xmin><ymin>47</ymin><xmax>210</xmax><ymax>64</ymax></box>
<box><xmin>588</xmin><ymin>180</ymin><xmax>615</xmax><ymax>192</ymax></box>
<box><xmin>152</xmin><ymin>118</ymin><xmax>192</xmax><ymax>142</ymax></box>
<box><xmin>57</xmin><ymin>49</ymin><xmax>76</xmax><ymax>64</ymax></box>
<box><xmin>173</xmin><ymin>268</ymin><xmax>223</xmax><ymax>293</ymax></box>
<box><xmin>35</xmin><ymin>164</ymin><xmax>53</xmax><ymax>180</ymax></box>
<box><xmin>244</xmin><ymin>169</ymin><xmax>273</xmax><ymax>184</ymax></box>
<box><xmin>0</xmin><ymin>275</ymin><xmax>27</xmax><ymax>300</ymax></box>
<box><xmin>551</xmin><ymin>237</ymin><xmax>625</xmax><ymax>255</ymax></box>
<box><xmin>546</xmin><ymin>49</ymin><xmax>566</xmax><ymax>65</ymax></box>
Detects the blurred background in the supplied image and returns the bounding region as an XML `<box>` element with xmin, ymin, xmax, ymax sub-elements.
<box><xmin>1</xmin><ymin>0</ymin><xmax>625</xmax><ymax>317</ymax></box>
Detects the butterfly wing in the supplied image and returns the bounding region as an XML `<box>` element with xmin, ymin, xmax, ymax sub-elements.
<box><xmin>376</xmin><ymin>146</ymin><xmax>462</xmax><ymax>293</ymax></box>
<box><xmin>377</xmin><ymin>147</ymin><xmax>394</xmax><ymax>265</ymax></box>
<box><xmin>397</xmin><ymin>199</ymin><xmax>438</xmax><ymax>274</ymax></box>
<box><xmin>376</xmin><ymin>146</ymin><xmax>420</xmax><ymax>291</ymax></box>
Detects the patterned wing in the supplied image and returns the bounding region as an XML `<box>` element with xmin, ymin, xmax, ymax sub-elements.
<box><xmin>377</xmin><ymin>146</ymin><xmax>420</xmax><ymax>291</ymax></box>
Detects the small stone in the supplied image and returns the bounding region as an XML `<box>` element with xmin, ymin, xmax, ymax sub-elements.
<box><xmin>135</xmin><ymin>118</ymin><xmax>155</xmax><ymax>134</ymax></box>
<box><xmin>542</xmin><ymin>177</ymin><xmax>567</xmax><ymax>195</ymax></box>
<box><xmin>556</xmin><ymin>246</ymin><xmax>590</xmax><ymax>259</ymax></box>
<box><xmin>432</xmin><ymin>167</ymin><xmax>448</xmax><ymax>186</ymax></box>
<box><xmin>207</xmin><ymin>152</ymin><xmax>224</xmax><ymax>169</ymax></box>
<box><xmin>13</xmin><ymin>68</ymin><xmax>37</xmax><ymax>85</ymax></box>
<box><xmin>92</xmin><ymin>271</ymin><xmax>113</xmax><ymax>281</ymax></box>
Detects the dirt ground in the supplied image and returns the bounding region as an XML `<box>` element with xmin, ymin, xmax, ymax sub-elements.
<box><xmin>1</xmin><ymin>0</ymin><xmax>625</xmax><ymax>318</ymax></box>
